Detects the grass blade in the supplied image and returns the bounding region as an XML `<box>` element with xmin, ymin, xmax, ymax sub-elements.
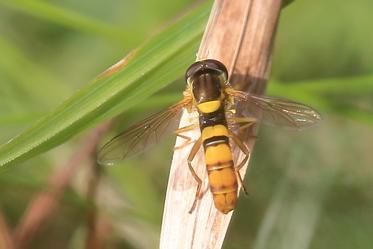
<box><xmin>0</xmin><ymin>2</ymin><xmax>211</xmax><ymax>169</ymax></box>
<box><xmin>0</xmin><ymin>0</ymin><xmax>129</xmax><ymax>42</ymax></box>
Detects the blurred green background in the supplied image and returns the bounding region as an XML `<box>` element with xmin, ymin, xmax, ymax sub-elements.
<box><xmin>0</xmin><ymin>0</ymin><xmax>372</xmax><ymax>248</ymax></box>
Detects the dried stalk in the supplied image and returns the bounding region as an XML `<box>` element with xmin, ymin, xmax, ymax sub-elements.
<box><xmin>0</xmin><ymin>211</ymin><xmax>14</xmax><ymax>249</ymax></box>
<box><xmin>13</xmin><ymin>123</ymin><xmax>110</xmax><ymax>249</ymax></box>
<box><xmin>85</xmin><ymin>146</ymin><xmax>103</xmax><ymax>249</ymax></box>
<box><xmin>160</xmin><ymin>0</ymin><xmax>282</xmax><ymax>248</ymax></box>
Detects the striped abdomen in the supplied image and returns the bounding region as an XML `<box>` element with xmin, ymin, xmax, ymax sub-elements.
<box><xmin>198</xmin><ymin>102</ymin><xmax>238</xmax><ymax>214</ymax></box>
<box><xmin>187</xmin><ymin>61</ymin><xmax>237</xmax><ymax>214</ymax></box>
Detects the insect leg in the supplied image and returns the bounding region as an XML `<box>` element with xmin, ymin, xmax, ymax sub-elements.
<box><xmin>187</xmin><ymin>137</ymin><xmax>203</xmax><ymax>213</ymax></box>
<box><xmin>174</xmin><ymin>124</ymin><xmax>199</xmax><ymax>150</ymax></box>
<box><xmin>228</xmin><ymin>130</ymin><xmax>251</xmax><ymax>195</ymax></box>
<box><xmin>227</xmin><ymin>117</ymin><xmax>257</xmax><ymax>132</ymax></box>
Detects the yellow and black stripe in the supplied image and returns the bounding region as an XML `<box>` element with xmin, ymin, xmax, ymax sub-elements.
<box><xmin>186</xmin><ymin>59</ymin><xmax>238</xmax><ymax>214</ymax></box>
<box><xmin>198</xmin><ymin>103</ymin><xmax>238</xmax><ymax>214</ymax></box>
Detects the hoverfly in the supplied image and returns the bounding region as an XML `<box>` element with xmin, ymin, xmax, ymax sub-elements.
<box><xmin>98</xmin><ymin>59</ymin><xmax>321</xmax><ymax>214</ymax></box>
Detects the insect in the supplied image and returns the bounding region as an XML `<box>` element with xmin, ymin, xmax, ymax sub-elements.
<box><xmin>98</xmin><ymin>59</ymin><xmax>321</xmax><ymax>214</ymax></box>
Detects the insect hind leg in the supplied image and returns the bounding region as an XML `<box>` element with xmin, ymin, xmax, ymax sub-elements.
<box><xmin>186</xmin><ymin>137</ymin><xmax>203</xmax><ymax>213</ymax></box>
<box><xmin>228</xmin><ymin>130</ymin><xmax>252</xmax><ymax>196</ymax></box>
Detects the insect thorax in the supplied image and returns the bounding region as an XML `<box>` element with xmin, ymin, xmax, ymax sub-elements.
<box><xmin>185</xmin><ymin>59</ymin><xmax>228</xmax><ymax>105</ymax></box>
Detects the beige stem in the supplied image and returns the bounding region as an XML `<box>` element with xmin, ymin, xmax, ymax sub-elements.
<box><xmin>160</xmin><ymin>0</ymin><xmax>282</xmax><ymax>248</ymax></box>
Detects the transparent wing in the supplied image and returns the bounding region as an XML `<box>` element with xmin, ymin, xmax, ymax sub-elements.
<box><xmin>228</xmin><ymin>89</ymin><xmax>321</xmax><ymax>129</ymax></box>
<box><xmin>98</xmin><ymin>98</ymin><xmax>192</xmax><ymax>166</ymax></box>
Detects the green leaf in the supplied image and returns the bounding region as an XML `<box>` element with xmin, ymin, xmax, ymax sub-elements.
<box><xmin>0</xmin><ymin>2</ymin><xmax>211</xmax><ymax>169</ymax></box>
<box><xmin>268</xmin><ymin>75</ymin><xmax>373</xmax><ymax>126</ymax></box>
<box><xmin>0</xmin><ymin>0</ymin><xmax>130</xmax><ymax>43</ymax></box>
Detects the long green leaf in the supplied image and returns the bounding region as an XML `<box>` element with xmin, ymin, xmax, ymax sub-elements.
<box><xmin>268</xmin><ymin>77</ymin><xmax>373</xmax><ymax>126</ymax></box>
<box><xmin>0</xmin><ymin>0</ymin><xmax>130</xmax><ymax>42</ymax></box>
<box><xmin>0</xmin><ymin>2</ymin><xmax>211</xmax><ymax>169</ymax></box>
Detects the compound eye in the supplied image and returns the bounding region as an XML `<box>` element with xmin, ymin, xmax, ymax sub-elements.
<box><xmin>204</xmin><ymin>59</ymin><xmax>228</xmax><ymax>80</ymax></box>
<box><xmin>185</xmin><ymin>61</ymin><xmax>202</xmax><ymax>82</ymax></box>
<box><xmin>185</xmin><ymin>59</ymin><xmax>228</xmax><ymax>84</ymax></box>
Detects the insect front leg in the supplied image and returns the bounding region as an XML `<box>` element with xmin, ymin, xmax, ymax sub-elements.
<box><xmin>174</xmin><ymin>123</ymin><xmax>199</xmax><ymax>150</ymax></box>
<box><xmin>187</xmin><ymin>137</ymin><xmax>203</xmax><ymax>213</ymax></box>
<box><xmin>228</xmin><ymin>130</ymin><xmax>252</xmax><ymax>196</ymax></box>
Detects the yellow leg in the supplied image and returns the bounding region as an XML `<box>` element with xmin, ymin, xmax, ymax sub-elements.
<box><xmin>174</xmin><ymin>124</ymin><xmax>198</xmax><ymax>150</ymax></box>
<box><xmin>227</xmin><ymin>116</ymin><xmax>257</xmax><ymax>132</ymax></box>
<box><xmin>229</xmin><ymin>131</ymin><xmax>251</xmax><ymax>195</ymax></box>
<box><xmin>187</xmin><ymin>137</ymin><xmax>203</xmax><ymax>213</ymax></box>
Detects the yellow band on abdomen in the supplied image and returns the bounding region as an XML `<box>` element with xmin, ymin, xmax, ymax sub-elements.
<box><xmin>205</xmin><ymin>143</ymin><xmax>232</xmax><ymax>165</ymax></box>
<box><xmin>201</xmin><ymin>124</ymin><xmax>229</xmax><ymax>141</ymax></box>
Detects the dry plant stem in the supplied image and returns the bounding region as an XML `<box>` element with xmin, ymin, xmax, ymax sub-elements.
<box><xmin>0</xmin><ymin>211</ymin><xmax>14</xmax><ymax>249</ymax></box>
<box><xmin>85</xmin><ymin>151</ymin><xmax>102</xmax><ymax>249</ymax></box>
<box><xmin>160</xmin><ymin>0</ymin><xmax>282</xmax><ymax>248</ymax></box>
<box><xmin>13</xmin><ymin>123</ymin><xmax>110</xmax><ymax>249</ymax></box>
